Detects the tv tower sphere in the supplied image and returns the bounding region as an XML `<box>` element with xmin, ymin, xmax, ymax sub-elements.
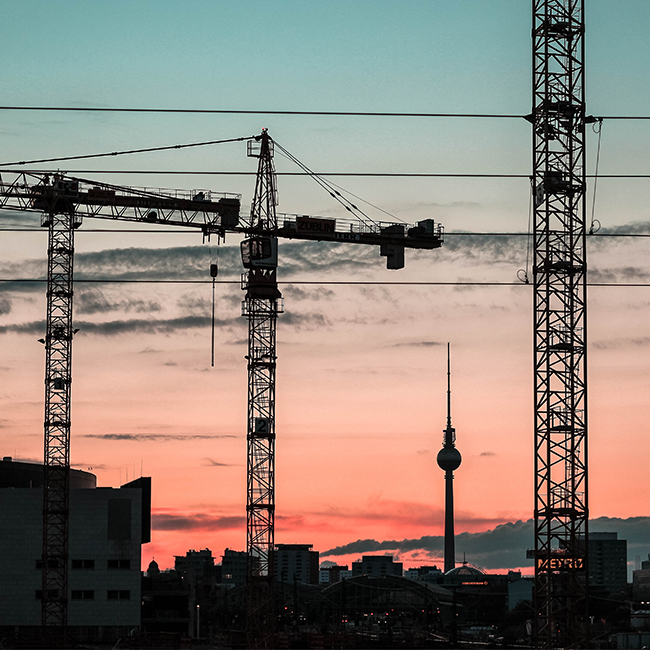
<box><xmin>437</xmin><ymin>445</ymin><xmax>461</xmax><ymax>472</ymax></box>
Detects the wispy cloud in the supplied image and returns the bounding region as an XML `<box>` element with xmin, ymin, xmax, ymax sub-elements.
<box><xmin>0</xmin><ymin>315</ymin><xmax>238</xmax><ymax>337</ymax></box>
<box><xmin>201</xmin><ymin>457</ymin><xmax>238</xmax><ymax>467</ymax></box>
<box><xmin>82</xmin><ymin>433</ymin><xmax>237</xmax><ymax>441</ymax></box>
<box><xmin>76</xmin><ymin>289</ymin><xmax>161</xmax><ymax>315</ymax></box>
<box><xmin>393</xmin><ymin>340</ymin><xmax>443</xmax><ymax>348</ymax></box>
<box><xmin>281</xmin><ymin>311</ymin><xmax>331</xmax><ymax>331</ymax></box>
<box><xmin>152</xmin><ymin>513</ymin><xmax>245</xmax><ymax>531</ymax></box>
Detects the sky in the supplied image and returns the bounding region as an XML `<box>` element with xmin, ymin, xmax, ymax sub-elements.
<box><xmin>1</xmin><ymin>0</ymin><xmax>650</xmax><ymax>575</ymax></box>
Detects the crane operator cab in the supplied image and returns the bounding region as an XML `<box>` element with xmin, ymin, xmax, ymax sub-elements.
<box><xmin>240</xmin><ymin>237</ymin><xmax>278</xmax><ymax>270</ymax></box>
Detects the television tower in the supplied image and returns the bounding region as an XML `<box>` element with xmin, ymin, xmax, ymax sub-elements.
<box><xmin>437</xmin><ymin>343</ymin><xmax>462</xmax><ymax>573</ymax></box>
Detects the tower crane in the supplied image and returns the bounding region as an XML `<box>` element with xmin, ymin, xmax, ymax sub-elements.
<box><xmin>0</xmin><ymin>172</ymin><xmax>240</xmax><ymax>631</ymax></box>
<box><xmin>529</xmin><ymin>1</ymin><xmax>593</xmax><ymax>646</ymax></box>
<box><xmin>0</xmin><ymin>133</ymin><xmax>444</xmax><ymax>636</ymax></box>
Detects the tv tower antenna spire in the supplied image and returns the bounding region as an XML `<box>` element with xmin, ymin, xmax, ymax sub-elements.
<box><xmin>437</xmin><ymin>343</ymin><xmax>462</xmax><ymax>574</ymax></box>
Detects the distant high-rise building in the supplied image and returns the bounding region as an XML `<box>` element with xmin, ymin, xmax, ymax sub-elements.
<box><xmin>351</xmin><ymin>555</ymin><xmax>403</xmax><ymax>578</ymax></box>
<box><xmin>174</xmin><ymin>548</ymin><xmax>215</xmax><ymax>579</ymax></box>
<box><xmin>221</xmin><ymin>549</ymin><xmax>248</xmax><ymax>586</ymax></box>
<box><xmin>319</xmin><ymin>565</ymin><xmax>351</xmax><ymax>584</ymax></box>
<box><xmin>436</xmin><ymin>344</ymin><xmax>462</xmax><ymax>573</ymax></box>
<box><xmin>585</xmin><ymin>532</ymin><xmax>627</xmax><ymax>595</ymax></box>
<box><xmin>274</xmin><ymin>544</ymin><xmax>319</xmax><ymax>585</ymax></box>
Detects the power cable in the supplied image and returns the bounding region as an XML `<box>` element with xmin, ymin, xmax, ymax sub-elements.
<box><xmin>1</xmin><ymin>105</ymin><xmax>650</xmax><ymax>120</ymax></box>
<box><xmin>1</xmin><ymin>228</ymin><xmax>650</xmax><ymax>237</ymax></box>
<box><xmin>0</xmin><ymin>135</ymin><xmax>255</xmax><ymax>168</ymax></box>
<box><xmin>0</xmin><ymin>106</ymin><xmax>524</xmax><ymax>118</ymax></box>
<box><xmin>1</xmin><ymin>278</ymin><xmax>648</xmax><ymax>287</ymax></box>
<box><xmin>2</xmin><ymin>169</ymin><xmax>649</xmax><ymax>178</ymax></box>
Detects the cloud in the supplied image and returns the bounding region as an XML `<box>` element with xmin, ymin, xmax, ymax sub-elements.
<box><xmin>281</xmin><ymin>311</ymin><xmax>331</xmax><ymax>330</ymax></box>
<box><xmin>201</xmin><ymin>457</ymin><xmax>238</xmax><ymax>467</ymax></box>
<box><xmin>282</xmin><ymin>286</ymin><xmax>335</xmax><ymax>302</ymax></box>
<box><xmin>0</xmin><ymin>315</ymin><xmax>239</xmax><ymax>337</ymax></box>
<box><xmin>0</xmin><ymin>319</ymin><xmax>44</xmax><ymax>335</ymax></box>
<box><xmin>82</xmin><ymin>433</ymin><xmax>237</xmax><ymax>441</ymax></box>
<box><xmin>393</xmin><ymin>340</ymin><xmax>443</xmax><ymax>348</ymax></box>
<box><xmin>589</xmin><ymin>266</ymin><xmax>650</xmax><ymax>284</ymax></box>
<box><xmin>0</xmin><ymin>298</ymin><xmax>11</xmax><ymax>315</ymax></box>
<box><xmin>593</xmin><ymin>336</ymin><xmax>650</xmax><ymax>351</ymax></box>
<box><xmin>480</xmin><ymin>451</ymin><xmax>497</xmax><ymax>457</ymax></box>
<box><xmin>152</xmin><ymin>513</ymin><xmax>245</xmax><ymax>531</ymax></box>
<box><xmin>322</xmin><ymin>517</ymin><xmax>650</xmax><ymax>570</ymax></box>
<box><xmin>76</xmin><ymin>289</ymin><xmax>161</xmax><ymax>315</ymax></box>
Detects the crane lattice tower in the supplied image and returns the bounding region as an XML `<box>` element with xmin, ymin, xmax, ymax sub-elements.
<box><xmin>530</xmin><ymin>1</ymin><xmax>591</xmax><ymax>646</ymax></box>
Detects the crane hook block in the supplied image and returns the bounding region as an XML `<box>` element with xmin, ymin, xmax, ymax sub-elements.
<box><xmin>210</xmin><ymin>263</ymin><xmax>219</xmax><ymax>278</ymax></box>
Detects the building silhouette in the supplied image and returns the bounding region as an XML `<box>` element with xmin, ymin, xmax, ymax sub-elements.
<box><xmin>274</xmin><ymin>544</ymin><xmax>319</xmax><ymax>585</ymax></box>
<box><xmin>0</xmin><ymin>457</ymin><xmax>150</xmax><ymax>644</ymax></box>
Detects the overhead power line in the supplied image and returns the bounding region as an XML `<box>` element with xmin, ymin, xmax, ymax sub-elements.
<box><xmin>2</xmin><ymin>168</ymin><xmax>650</xmax><ymax>179</ymax></box>
<box><xmin>0</xmin><ymin>228</ymin><xmax>649</xmax><ymax>238</ymax></box>
<box><xmin>0</xmin><ymin>106</ymin><xmax>650</xmax><ymax>120</ymax></box>
<box><xmin>0</xmin><ymin>228</ymin><xmax>648</xmax><ymax>238</ymax></box>
<box><xmin>0</xmin><ymin>106</ymin><xmax>523</xmax><ymax>118</ymax></box>
<box><xmin>0</xmin><ymin>278</ymin><xmax>648</xmax><ymax>288</ymax></box>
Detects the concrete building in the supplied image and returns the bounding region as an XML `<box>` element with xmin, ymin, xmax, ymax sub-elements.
<box><xmin>632</xmin><ymin>554</ymin><xmax>650</xmax><ymax>602</ymax></box>
<box><xmin>351</xmin><ymin>555</ymin><xmax>403</xmax><ymax>578</ymax></box>
<box><xmin>586</xmin><ymin>532</ymin><xmax>627</xmax><ymax>596</ymax></box>
<box><xmin>405</xmin><ymin>565</ymin><xmax>443</xmax><ymax>582</ymax></box>
<box><xmin>274</xmin><ymin>544</ymin><xmax>319</xmax><ymax>585</ymax></box>
<box><xmin>319</xmin><ymin>565</ymin><xmax>351</xmax><ymax>585</ymax></box>
<box><xmin>0</xmin><ymin>457</ymin><xmax>150</xmax><ymax>642</ymax></box>
<box><xmin>221</xmin><ymin>548</ymin><xmax>248</xmax><ymax>586</ymax></box>
<box><xmin>175</xmin><ymin>548</ymin><xmax>215</xmax><ymax>580</ymax></box>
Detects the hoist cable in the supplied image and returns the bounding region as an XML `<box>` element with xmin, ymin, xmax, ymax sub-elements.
<box><xmin>273</xmin><ymin>140</ymin><xmax>381</xmax><ymax>228</ymax></box>
<box><xmin>590</xmin><ymin>119</ymin><xmax>604</xmax><ymax>234</ymax></box>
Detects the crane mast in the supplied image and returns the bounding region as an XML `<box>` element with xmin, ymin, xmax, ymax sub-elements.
<box><xmin>241</xmin><ymin>129</ymin><xmax>282</xmax><ymax>641</ymax></box>
<box><xmin>41</xmin><ymin>206</ymin><xmax>80</xmax><ymax>631</ymax></box>
<box><xmin>531</xmin><ymin>1</ymin><xmax>590</xmax><ymax>646</ymax></box>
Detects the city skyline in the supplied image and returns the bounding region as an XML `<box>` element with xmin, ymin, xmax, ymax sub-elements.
<box><xmin>1</xmin><ymin>1</ymin><xmax>650</xmax><ymax>573</ymax></box>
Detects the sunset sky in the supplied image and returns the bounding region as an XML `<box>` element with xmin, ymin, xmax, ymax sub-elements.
<box><xmin>1</xmin><ymin>1</ymin><xmax>650</xmax><ymax>574</ymax></box>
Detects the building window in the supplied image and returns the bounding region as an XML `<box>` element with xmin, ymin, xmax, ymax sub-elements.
<box><xmin>35</xmin><ymin>590</ymin><xmax>59</xmax><ymax>600</ymax></box>
<box><xmin>107</xmin><ymin>590</ymin><xmax>130</xmax><ymax>600</ymax></box>
<box><xmin>108</xmin><ymin>559</ymin><xmax>131</xmax><ymax>569</ymax></box>
<box><xmin>71</xmin><ymin>559</ymin><xmax>95</xmax><ymax>569</ymax></box>
<box><xmin>71</xmin><ymin>590</ymin><xmax>94</xmax><ymax>600</ymax></box>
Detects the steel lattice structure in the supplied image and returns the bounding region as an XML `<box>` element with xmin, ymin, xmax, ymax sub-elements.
<box><xmin>242</xmin><ymin>130</ymin><xmax>283</xmax><ymax>644</ymax></box>
<box><xmin>41</xmin><ymin>208</ymin><xmax>80</xmax><ymax>629</ymax></box>
<box><xmin>243</xmin><ymin>129</ymin><xmax>281</xmax><ymax>581</ymax></box>
<box><xmin>531</xmin><ymin>1</ymin><xmax>589</xmax><ymax>647</ymax></box>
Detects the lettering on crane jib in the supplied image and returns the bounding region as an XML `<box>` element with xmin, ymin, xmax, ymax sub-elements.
<box><xmin>334</xmin><ymin>232</ymin><xmax>361</xmax><ymax>242</ymax></box>
<box><xmin>296</xmin><ymin>216</ymin><xmax>335</xmax><ymax>234</ymax></box>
